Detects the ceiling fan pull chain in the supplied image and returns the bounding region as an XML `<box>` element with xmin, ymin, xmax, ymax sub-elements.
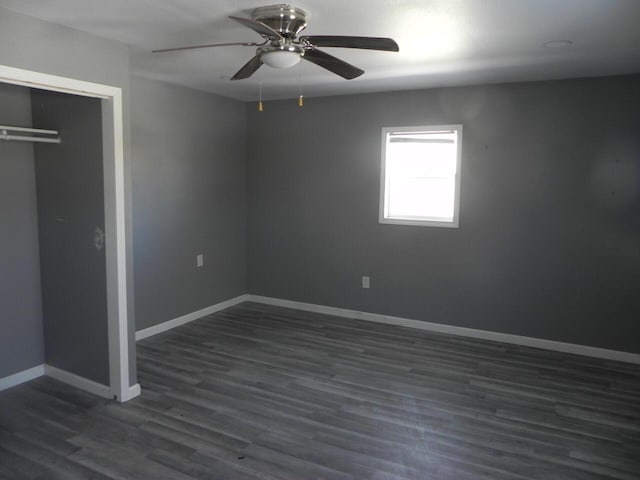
<box><xmin>258</xmin><ymin>81</ymin><xmax>264</xmax><ymax>112</ymax></box>
<box><xmin>298</xmin><ymin>61</ymin><xmax>304</xmax><ymax>107</ymax></box>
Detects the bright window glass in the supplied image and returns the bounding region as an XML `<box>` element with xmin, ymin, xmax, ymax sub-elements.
<box><xmin>380</xmin><ymin>125</ymin><xmax>462</xmax><ymax>227</ymax></box>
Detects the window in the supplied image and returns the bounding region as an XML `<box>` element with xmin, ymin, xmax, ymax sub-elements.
<box><xmin>379</xmin><ymin>124</ymin><xmax>462</xmax><ymax>228</ymax></box>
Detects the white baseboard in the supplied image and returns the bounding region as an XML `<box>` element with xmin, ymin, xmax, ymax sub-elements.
<box><xmin>135</xmin><ymin>294</ymin><xmax>250</xmax><ymax>341</ymax></box>
<box><xmin>246</xmin><ymin>295</ymin><xmax>640</xmax><ymax>365</ymax></box>
<box><xmin>44</xmin><ymin>365</ymin><xmax>112</xmax><ymax>399</ymax></box>
<box><xmin>121</xmin><ymin>383</ymin><xmax>141</xmax><ymax>401</ymax></box>
<box><xmin>0</xmin><ymin>364</ymin><xmax>114</xmax><ymax>398</ymax></box>
<box><xmin>2</xmin><ymin>294</ymin><xmax>248</xmax><ymax>398</ymax></box>
<box><xmin>0</xmin><ymin>365</ymin><xmax>45</xmax><ymax>391</ymax></box>
<box><xmin>5</xmin><ymin>293</ymin><xmax>635</xmax><ymax>400</ymax></box>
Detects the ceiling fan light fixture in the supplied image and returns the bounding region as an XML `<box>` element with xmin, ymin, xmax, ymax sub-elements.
<box><xmin>260</xmin><ymin>49</ymin><xmax>301</xmax><ymax>69</ymax></box>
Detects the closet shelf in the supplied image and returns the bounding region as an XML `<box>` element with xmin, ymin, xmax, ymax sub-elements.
<box><xmin>0</xmin><ymin>124</ymin><xmax>61</xmax><ymax>144</ymax></box>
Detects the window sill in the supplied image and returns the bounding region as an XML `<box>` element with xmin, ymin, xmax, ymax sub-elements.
<box><xmin>379</xmin><ymin>217</ymin><xmax>459</xmax><ymax>228</ymax></box>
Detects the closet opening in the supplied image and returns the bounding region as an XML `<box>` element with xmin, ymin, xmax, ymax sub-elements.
<box><xmin>0</xmin><ymin>65</ymin><xmax>137</xmax><ymax>402</ymax></box>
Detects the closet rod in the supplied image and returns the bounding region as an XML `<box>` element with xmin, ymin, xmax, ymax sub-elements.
<box><xmin>0</xmin><ymin>134</ymin><xmax>61</xmax><ymax>144</ymax></box>
<box><xmin>0</xmin><ymin>125</ymin><xmax>61</xmax><ymax>144</ymax></box>
<box><xmin>0</xmin><ymin>124</ymin><xmax>58</xmax><ymax>135</ymax></box>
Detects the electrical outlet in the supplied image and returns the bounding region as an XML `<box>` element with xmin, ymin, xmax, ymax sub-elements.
<box><xmin>362</xmin><ymin>276</ymin><xmax>370</xmax><ymax>289</ymax></box>
<box><xmin>196</xmin><ymin>254</ymin><xmax>204</xmax><ymax>267</ymax></box>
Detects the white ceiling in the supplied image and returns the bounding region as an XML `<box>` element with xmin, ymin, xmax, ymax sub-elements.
<box><xmin>1</xmin><ymin>0</ymin><xmax>639</xmax><ymax>101</ymax></box>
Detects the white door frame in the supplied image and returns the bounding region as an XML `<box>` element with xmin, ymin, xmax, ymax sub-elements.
<box><xmin>0</xmin><ymin>65</ymin><xmax>139</xmax><ymax>402</ymax></box>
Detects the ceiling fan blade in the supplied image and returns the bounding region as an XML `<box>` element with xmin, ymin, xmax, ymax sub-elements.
<box><xmin>229</xmin><ymin>15</ymin><xmax>283</xmax><ymax>40</ymax></box>
<box><xmin>231</xmin><ymin>56</ymin><xmax>263</xmax><ymax>80</ymax></box>
<box><xmin>301</xmin><ymin>36</ymin><xmax>399</xmax><ymax>52</ymax></box>
<box><xmin>152</xmin><ymin>41</ymin><xmax>260</xmax><ymax>53</ymax></box>
<box><xmin>302</xmin><ymin>49</ymin><xmax>364</xmax><ymax>80</ymax></box>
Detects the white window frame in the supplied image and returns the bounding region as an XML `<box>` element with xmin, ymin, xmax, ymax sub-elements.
<box><xmin>379</xmin><ymin>124</ymin><xmax>463</xmax><ymax>228</ymax></box>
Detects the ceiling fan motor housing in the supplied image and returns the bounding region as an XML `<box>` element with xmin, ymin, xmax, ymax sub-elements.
<box><xmin>251</xmin><ymin>4</ymin><xmax>309</xmax><ymax>38</ymax></box>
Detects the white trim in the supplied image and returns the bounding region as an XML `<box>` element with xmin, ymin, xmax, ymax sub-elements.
<box><xmin>0</xmin><ymin>67</ymin><xmax>113</xmax><ymax>99</ymax></box>
<box><xmin>101</xmin><ymin>91</ymin><xmax>132</xmax><ymax>402</ymax></box>
<box><xmin>44</xmin><ymin>365</ymin><xmax>111</xmax><ymax>399</ymax></box>
<box><xmin>0</xmin><ymin>364</ymin><xmax>139</xmax><ymax>400</ymax></box>
<box><xmin>246</xmin><ymin>295</ymin><xmax>640</xmax><ymax>365</ymax></box>
<box><xmin>136</xmin><ymin>295</ymin><xmax>250</xmax><ymax>341</ymax></box>
<box><xmin>379</xmin><ymin>124</ymin><xmax>463</xmax><ymax>228</ymax></box>
<box><xmin>0</xmin><ymin>365</ymin><xmax>45</xmax><ymax>391</ymax></box>
<box><xmin>0</xmin><ymin>65</ymin><xmax>133</xmax><ymax>402</ymax></box>
<box><xmin>126</xmin><ymin>383</ymin><xmax>142</xmax><ymax>399</ymax></box>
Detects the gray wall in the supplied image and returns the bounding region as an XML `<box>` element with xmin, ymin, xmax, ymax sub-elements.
<box><xmin>0</xmin><ymin>84</ymin><xmax>44</xmax><ymax>378</ymax></box>
<box><xmin>131</xmin><ymin>77</ymin><xmax>247</xmax><ymax>331</ymax></box>
<box><xmin>0</xmin><ymin>7</ymin><xmax>137</xmax><ymax>384</ymax></box>
<box><xmin>247</xmin><ymin>75</ymin><xmax>640</xmax><ymax>354</ymax></box>
<box><xmin>32</xmin><ymin>90</ymin><xmax>109</xmax><ymax>385</ymax></box>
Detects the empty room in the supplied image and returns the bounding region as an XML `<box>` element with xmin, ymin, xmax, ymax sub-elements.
<box><xmin>0</xmin><ymin>1</ymin><xmax>639</xmax><ymax>479</ymax></box>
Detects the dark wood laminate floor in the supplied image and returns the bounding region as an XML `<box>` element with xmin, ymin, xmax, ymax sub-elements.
<box><xmin>1</xmin><ymin>302</ymin><xmax>639</xmax><ymax>479</ymax></box>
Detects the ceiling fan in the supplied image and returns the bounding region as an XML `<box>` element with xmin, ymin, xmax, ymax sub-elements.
<box><xmin>153</xmin><ymin>4</ymin><xmax>399</xmax><ymax>81</ymax></box>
